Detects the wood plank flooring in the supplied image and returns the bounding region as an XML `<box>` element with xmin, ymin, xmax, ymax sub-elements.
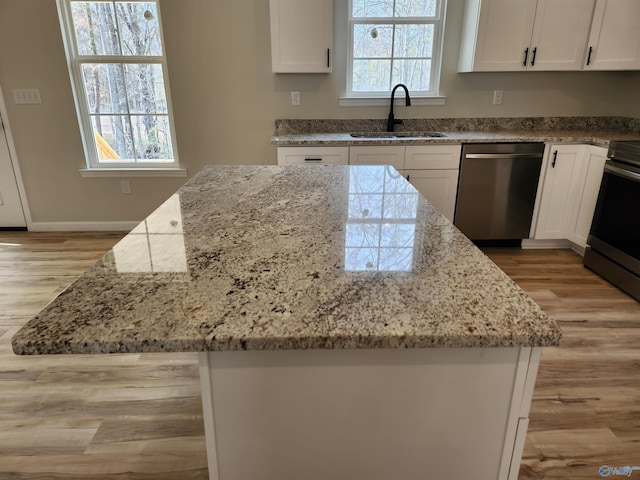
<box><xmin>0</xmin><ymin>232</ymin><xmax>208</xmax><ymax>479</ymax></box>
<box><xmin>1</xmin><ymin>232</ymin><xmax>639</xmax><ymax>479</ymax></box>
<box><xmin>483</xmin><ymin>248</ymin><xmax>640</xmax><ymax>479</ymax></box>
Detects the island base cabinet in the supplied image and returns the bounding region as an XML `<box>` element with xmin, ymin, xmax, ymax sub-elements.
<box><xmin>199</xmin><ymin>347</ymin><xmax>541</xmax><ymax>480</ymax></box>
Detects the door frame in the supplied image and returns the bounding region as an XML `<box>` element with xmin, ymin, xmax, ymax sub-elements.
<box><xmin>0</xmin><ymin>83</ymin><xmax>31</xmax><ymax>229</ymax></box>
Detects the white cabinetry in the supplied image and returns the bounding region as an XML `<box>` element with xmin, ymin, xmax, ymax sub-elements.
<box><xmin>570</xmin><ymin>145</ymin><xmax>607</xmax><ymax>247</ymax></box>
<box><xmin>459</xmin><ymin>0</ymin><xmax>595</xmax><ymax>72</ymax></box>
<box><xmin>404</xmin><ymin>146</ymin><xmax>461</xmax><ymax>221</ymax></box>
<box><xmin>277</xmin><ymin>146</ymin><xmax>348</xmax><ymax>165</ymax></box>
<box><xmin>584</xmin><ymin>0</ymin><xmax>640</xmax><ymax>70</ymax></box>
<box><xmin>278</xmin><ymin>145</ymin><xmax>461</xmax><ymax>221</ymax></box>
<box><xmin>269</xmin><ymin>0</ymin><xmax>333</xmax><ymax>73</ymax></box>
<box><xmin>533</xmin><ymin>144</ymin><xmax>606</xmax><ymax>249</ymax></box>
<box><xmin>349</xmin><ymin>146</ymin><xmax>405</xmax><ymax>170</ymax></box>
<box><xmin>350</xmin><ymin>145</ymin><xmax>461</xmax><ymax>221</ymax></box>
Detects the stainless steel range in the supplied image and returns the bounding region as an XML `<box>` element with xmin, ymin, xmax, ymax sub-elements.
<box><xmin>584</xmin><ymin>140</ymin><xmax>640</xmax><ymax>301</ymax></box>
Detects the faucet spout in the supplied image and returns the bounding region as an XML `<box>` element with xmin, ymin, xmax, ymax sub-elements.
<box><xmin>387</xmin><ymin>83</ymin><xmax>411</xmax><ymax>132</ymax></box>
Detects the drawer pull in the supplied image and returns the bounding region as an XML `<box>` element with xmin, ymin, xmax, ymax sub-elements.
<box><xmin>304</xmin><ymin>158</ymin><xmax>323</xmax><ymax>162</ymax></box>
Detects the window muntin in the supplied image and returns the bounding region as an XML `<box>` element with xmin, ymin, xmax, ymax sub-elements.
<box><xmin>59</xmin><ymin>1</ymin><xmax>178</xmax><ymax>168</ymax></box>
<box><xmin>348</xmin><ymin>0</ymin><xmax>445</xmax><ymax>96</ymax></box>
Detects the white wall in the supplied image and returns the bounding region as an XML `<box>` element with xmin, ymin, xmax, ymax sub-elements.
<box><xmin>0</xmin><ymin>0</ymin><xmax>638</xmax><ymax>226</ymax></box>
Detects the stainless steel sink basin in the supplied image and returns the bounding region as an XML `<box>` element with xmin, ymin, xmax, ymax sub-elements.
<box><xmin>349</xmin><ymin>131</ymin><xmax>447</xmax><ymax>138</ymax></box>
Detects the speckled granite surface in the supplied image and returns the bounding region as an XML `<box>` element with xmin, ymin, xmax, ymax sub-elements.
<box><xmin>272</xmin><ymin>116</ymin><xmax>640</xmax><ymax>146</ymax></box>
<box><xmin>13</xmin><ymin>165</ymin><xmax>561</xmax><ymax>355</ymax></box>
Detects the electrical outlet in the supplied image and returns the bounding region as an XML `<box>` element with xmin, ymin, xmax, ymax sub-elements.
<box><xmin>493</xmin><ymin>90</ymin><xmax>503</xmax><ymax>105</ymax></box>
<box><xmin>291</xmin><ymin>91</ymin><xmax>300</xmax><ymax>106</ymax></box>
<box><xmin>13</xmin><ymin>89</ymin><xmax>41</xmax><ymax>105</ymax></box>
<box><xmin>121</xmin><ymin>180</ymin><xmax>131</xmax><ymax>194</ymax></box>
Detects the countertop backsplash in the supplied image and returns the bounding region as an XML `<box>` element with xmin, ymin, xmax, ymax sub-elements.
<box><xmin>274</xmin><ymin>116</ymin><xmax>640</xmax><ymax>135</ymax></box>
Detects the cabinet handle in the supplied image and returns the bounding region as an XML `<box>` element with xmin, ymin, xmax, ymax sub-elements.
<box><xmin>551</xmin><ymin>150</ymin><xmax>558</xmax><ymax>168</ymax></box>
<box><xmin>523</xmin><ymin>48</ymin><xmax>529</xmax><ymax>67</ymax></box>
<box><xmin>530</xmin><ymin>47</ymin><xmax>537</xmax><ymax>66</ymax></box>
<box><xmin>406</xmin><ymin>174</ymin><xmax>411</xmax><ymax>182</ymax></box>
<box><xmin>587</xmin><ymin>46</ymin><xmax>593</xmax><ymax>66</ymax></box>
<box><xmin>305</xmin><ymin>158</ymin><xmax>323</xmax><ymax>162</ymax></box>
<box><xmin>327</xmin><ymin>48</ymin><xmax>330</xmax><ymax>68</ymax></box>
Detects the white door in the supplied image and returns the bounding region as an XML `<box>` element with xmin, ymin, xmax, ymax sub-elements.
<box><xmin>471</xmin><ymin>0</ymin><xmax>538</xmax><ymax>71</ymax></box>
<box><xmin>528</xmin><ymin>0</ymin><xmax>595</xmax><ymax>71</ymax></box>
<box><xmin>534</xmin><ymin>145</ymin><xmax>586</xmax><ymax>240</ymax></box>
<box><xmin>0</xmin><ymin>115</ymin><xmax>26</xmax><ymax>227</ymax></box>
<box><xmin>585</xmin><ymin>0</ymin><xmax>640</xmax><ymax>70</ymax></box>
<box><xmin>405</xmin><ymin>169</ymin><xmax>459</xmax><ymax>222</ymax></box>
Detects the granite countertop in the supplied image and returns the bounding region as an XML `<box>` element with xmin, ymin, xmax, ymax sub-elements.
<box><xmin>271</xmin><ymin>117</ymin><xmax>640</xmax><ymax>146</ymax></box>
<box><xmin>12</xmin><ymin>165</ymin><xmax>561</xmax><ymax>355</ymax></box>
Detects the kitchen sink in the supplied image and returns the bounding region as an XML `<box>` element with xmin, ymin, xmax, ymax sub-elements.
<box><xmin>349</xmin><ymin>131</ymin><xmax>447</xmax><ymax>138</ymax></box>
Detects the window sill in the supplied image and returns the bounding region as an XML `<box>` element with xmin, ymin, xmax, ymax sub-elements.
<box><xmin>79</xmin><ymin>168</ymin><xmax>187</xmax><ymax>178</ymax></box>
<box><xmin>339</xmin><ymin>96</ymin><xmax>446</xmax><ymax>107</ymax></box>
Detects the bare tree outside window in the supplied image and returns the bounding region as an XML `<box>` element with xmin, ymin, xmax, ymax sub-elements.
<box><xmin>349</xmin><ymin>0</ymin><xmax>444</xmax><ymax>96</ymax></box>
<box><xmin>60</xmin><ymin>1</ymin><xmax>177</xmax><ymax>167</ymax></box>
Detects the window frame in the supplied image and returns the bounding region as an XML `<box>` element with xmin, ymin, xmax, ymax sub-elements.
<box><xmin>346</xmin><ymin>0</ymin><xmax>447</xmax><ymax>100</ymax></box>
<box><xmin>56</xmin><ymin>0</ymin><xmax>181</xmax><ymax>172</ymax></box>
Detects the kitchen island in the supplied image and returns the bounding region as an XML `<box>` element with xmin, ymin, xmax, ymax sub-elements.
<box><xmin>13</xmin><ymin>165</ymin><xmax>560</xmax><ymax>480</ymax></box>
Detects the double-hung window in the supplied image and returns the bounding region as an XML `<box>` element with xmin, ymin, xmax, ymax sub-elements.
<box><xmin>57</xmin><ymin>0</ymin><xmax>179</xmax><ymax>171</ymax></box>
<box><xmin>347</xmin><ymin>0</ymin><xmax>446</xmax><ymax>101</ymax></box>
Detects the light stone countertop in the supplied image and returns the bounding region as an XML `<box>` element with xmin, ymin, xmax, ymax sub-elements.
<box><xmin>271</xmin><ymin>117</ymin><xmax>640</xmax><ymax>146</ymax></box>
<box><xmin>271</xmin><ymin>130</ymin><xmax>640</xmax><ymax>146</ymax></box>
<box><xmin>12</xmin><ymin>165</ymin><xmax>561</xmax><ymax>355</ymax></box>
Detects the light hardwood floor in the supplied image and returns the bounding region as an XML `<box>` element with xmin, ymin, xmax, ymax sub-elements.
<box><xmin>1</xmin><ymin>232</ymin><xmax>639</xmax><ymax>479</ymax></box>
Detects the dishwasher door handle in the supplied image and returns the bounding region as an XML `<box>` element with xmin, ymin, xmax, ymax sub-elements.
<box><xmin>464</xmin><ymin>153</ymin><xmax>543</xmax><ymax>159</ymax></box>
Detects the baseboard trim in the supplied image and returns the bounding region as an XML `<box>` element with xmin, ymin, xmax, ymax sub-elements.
<box><xmin>28</xmin><ymin>221</ymin><xmax>137</xmax><ymax>232</ymax></box>
<box><xmin>521</xmin><ymin>239</ymin><xmax>572</xmax><ymax>250</ymax></box>
<box><xmin>520</xmin><ymin>238</ymin><xmax>587</xmax><ymax>257</ymax></box>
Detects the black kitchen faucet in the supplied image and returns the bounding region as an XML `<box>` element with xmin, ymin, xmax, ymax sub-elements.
<box><xmin>387</xmin><ymin>83</ymin><xmax>411</xmax><ymax>132</ymax></box>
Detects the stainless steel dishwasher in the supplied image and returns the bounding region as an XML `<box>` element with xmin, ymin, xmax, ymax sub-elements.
<box><xmin>454</xmin><ymin>143</ymin><xmax>544</xmax><ymax>241</ymax></box>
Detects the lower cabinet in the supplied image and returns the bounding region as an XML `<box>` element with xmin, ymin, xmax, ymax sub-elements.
<box><xmin>533</xmin><ymin>144</ymin><xmax>607</xmax><ymax>248</ymax></box>
<box><xmin>350</xmin><ymin>145</ymin><xmax>461</xmax><ymax>221</ymax></box>
<box><xmin>570</xmin><ymin>145</ymin><xmax>607</xmax><ymax>247</ymax></box>
<box><xmin>404</xmin><ymin>145</ymin><xmax>461</xmax><ymax>221</ymax></box>
<box><xmin>403</xmin><ymin>170</ymin><xmax>459</xmax><ymax>221</ymax></box>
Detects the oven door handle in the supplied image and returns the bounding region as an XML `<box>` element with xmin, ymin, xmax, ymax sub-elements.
<box><xmin>604</xmin><ymin>162</ymin><xmax>640</xmax><ymax>183</ymax></box>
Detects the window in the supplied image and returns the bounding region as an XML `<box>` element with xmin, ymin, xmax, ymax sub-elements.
<box><xmin>57</xmin><ymin>0</ymin><xmax>179</xmax><ymax>171</ymax></box>
<box><xmin>347</xmin><ymin>0</ymin><xmax>446</xmax><ymax>98</ymax></box>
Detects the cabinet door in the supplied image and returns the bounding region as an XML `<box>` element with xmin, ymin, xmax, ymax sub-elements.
<box><xmin>349</xmin><ymin>146</ymin><xmax>405</xmax><ymax>171</ymax></box>
<box><xmin>270</xmin><ymin>0</ymin><xmax>333</xmax><ymax>73</ymax></box>
<box><xmin>528</xmin><ymin>0</ymin><xmax>595</xmax><ymax>71</ymax></box>
<box><xmin>405</xmin><ymin>170</ymin><xmax>459</xmax><ymax>221</ymax></box>
<box><xmin>277</xmin><ymin>147</ymin><xmax>349</xmax><ymax>165</ymax></box>
<box><xmin>405</xmin><ymin>145</ymin><xmax>461</xmax><ymax>170</ymax></box>
<box><xmin>534</xmin><ymin>145</ymin><xmax>586</xmax><ymax>239</ymax></box>
<box><xmin>585</xmin><ymin>0</ymin><xmax>640</xmax><ymax>70</ymax></box>
<box><xmin>463</xmin><ymin>0</ymin><xmax>537</xmax><ymax>72</ymax></box>
<box><xmin>570</xmin><ymin>145</ymin><xmax>607</xmax><ymax>247</ymax></box>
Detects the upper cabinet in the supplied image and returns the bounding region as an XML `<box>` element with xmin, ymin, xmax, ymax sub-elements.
<box><xmin>458</xmin><ymin>0</ymin><xmax>597</xmax><ymax>72</ymax></box>
<box><xmin>269</xmin><ymin>0</ymin><xmax>333</xmax><ymax>73</ymax></box>
<box><xmin>584</xmin><ymin>0</ymin><xmax>640</xmax><ymax>70</ymax></box>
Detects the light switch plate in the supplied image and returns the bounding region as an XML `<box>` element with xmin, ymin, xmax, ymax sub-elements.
<box><xmin>493</xmin><ymin>90</ymin><xmax>503</xmax><ymax>105</ymax></box>
<box><xmin>13</xmin><ymin>89</ymin><xmax>41</xmax><ymax>104</ymax></box>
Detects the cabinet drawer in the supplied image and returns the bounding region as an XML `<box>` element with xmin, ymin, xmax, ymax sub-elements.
<box><xmin>349</xmin><ymin>146</ymin><xmax>405</xmax><ymax>170</ymax></box>
<box><xmin>405</xmin><ymin>145</ymin><xmax>462</xmax><ymax>170</ymax></box>
<box><xmin>277</xmin><ymin>147</ymin><xmax>349</xmax><ymax>165</ymax></box>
